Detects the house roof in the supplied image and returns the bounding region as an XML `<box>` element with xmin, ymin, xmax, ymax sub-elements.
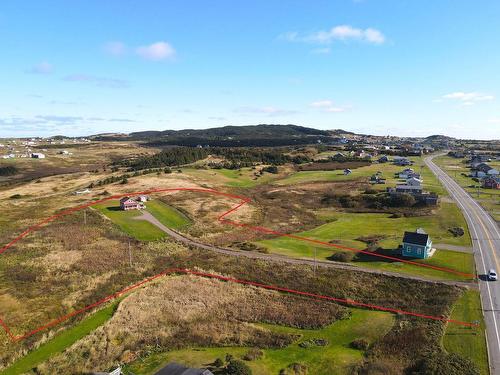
<box><xmin>154</xmin><ymin>363</ymin><xmax>213</xmax><ymax>375</ymax></box>
<box><xmin>120</xmin><ymin>197</ymin><xmax>137</xmax><ymax>204</ymax></box>
<box><xmin>403</xmin><ymin>231</ymin><xmax>429</xmax><ymax>246</ymax></box>
<box><xmin>395</xmin><ymin>185</ymin><xmax>422</xmax><ymax>190</ymax></box>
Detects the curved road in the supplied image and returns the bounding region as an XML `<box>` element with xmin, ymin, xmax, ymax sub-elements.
<box><xmin>426</xmin><ymin>154</ymin><xmax>500</xmax><ymax>374</ymax></box>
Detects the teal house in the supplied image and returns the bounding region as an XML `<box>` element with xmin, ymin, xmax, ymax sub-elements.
<box><xmin>401</xmin><ymin>228</ymin><xmax>435</xmax><ymax>259</ymax></box>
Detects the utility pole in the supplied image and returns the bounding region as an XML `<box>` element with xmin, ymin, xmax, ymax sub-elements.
<box><xmin>313</xmin><ymin>247</ymin><xmax>317</xmax><ymax>277</ymax></box>
<box><xmin>128</xmin><ymin>239</ymin><xmax>133</xmax><ymax>267</ymax></box>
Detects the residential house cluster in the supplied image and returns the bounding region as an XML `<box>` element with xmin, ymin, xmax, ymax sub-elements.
<box><xmin>469</xmin><ymin>156</ymin><xmax>499</xmax><ymax>190</ymax></box>
<box><xmin>387</xmin><ymin>167</ymin><xmax>439</xmax><ymax>205</ymax></box>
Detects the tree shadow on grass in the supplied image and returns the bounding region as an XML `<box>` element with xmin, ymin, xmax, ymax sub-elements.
<box><xmin>353</xmin><ymin>247</ymin><xmax>408</xmax><ymax>264</ymax></box>
<box><xmin>106</xmin><ymin>206</ymin><xmax>122</xmax><ymax>212</ymax></box>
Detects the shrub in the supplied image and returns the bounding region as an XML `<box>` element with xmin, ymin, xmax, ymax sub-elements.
<box><xmin>298</xmin><ymin>338</ymin><xmax>328</xmax><ymax>348</ymax></box>
<box><xmin>389</xmin><ymin>193</ymin><xmax>416</xmax><ymax>207</ymax></box>
<box><xmin>9</xmin><ymin>194</ymin><xmax>22</xmax><ymax>199</ymax></box>
<box><xmin>226</xmin><ymin>359</ymin><xmax>252</xmax><ymax>375</ymax></box>
<box><xmin>280</xmin><ymin>363</ymin><xmax>308</xmax><ymax>375</ymax></box>
<box><xmin>0</xmin><ymin>165</ymin><xmax>19</xmax><ymax>176</ymax></box>
<box><xmin>243</xmin><ymin>348</ymin><xmax>264</xmax><ymax>361</ymax></box>
<box><xmin>412</xmin><ymin>352</ymin><xmax>479</xmax><ymax>375</ymax></box>
<box><xmin>262</xmin><ymin>165</ymin><xmax>279</xmax><ymax>174</ymax></box>
<box><xmin>364</xmin><ymin>188</ymin><xmax>378</xmax><ymax>194</ymax></box>
<box><xmin>214</xmin><ymin>358</ymin><xmax>224</xmax><ymax>367</ymax></box>
<box><xmin>350</xmin><ymin>338</ymin><xmax>369</xmax><ymax>350</ymax></box>
<box><xmin>448</xmin><ymin>227</ymin><xmax>465</xmax><ymax>237</ymax></box>
<box><xmin>328</xmin><ymin>252</ymin><xmax>354</xmax><ymax>263</ymax></box>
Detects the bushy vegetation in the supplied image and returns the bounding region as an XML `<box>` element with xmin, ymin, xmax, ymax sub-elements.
<box><xmin>122</xmin><ymin>146</ymin><xmax>312</xmax><ymax>171</ymax></box>
<box><xmin>0</xmin><ymin>165</ymin><xmax>18</xmax><ymax>176</ymax></box>
<box><xmin>322</xmin><ymin>191</ymin><xmax>422</xmax><ymax>210</ymax></box>
<box><xmin>410</xmin><ymin>352</ymin><xmax>480</xmax><ymax>375</ymax></box>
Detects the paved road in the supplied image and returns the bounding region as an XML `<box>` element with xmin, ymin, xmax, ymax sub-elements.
<box><xmin>425</xmin><ymin>154</ymin><xmax>500</xmax><ymax>374</ymax></box>
<box><xmin>136</xmin><ymin>211</ymin><xmax>474</xmax><ymax>288</ymax></box>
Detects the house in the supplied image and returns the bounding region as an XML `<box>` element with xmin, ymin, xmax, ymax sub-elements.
<box><xmin>406</xmin><ymin>177</ymin><xmax>423</xmax><ymax>186</ymax></box>
<box><xmin>393</xmin><ymin>157</ymin><xmax>412</xmax><ymax>166</ymax></box>
<box><xmin>394</xmin><ymin>185</ymin><xmax>423</xmax><ymax>194</ymax></box>
<box><xmin>343</xmin><ymin>168</ymin><xmax>352</xmax><ymax>175</ymax></box>
<box><xmin>398</xmin><ymin>168</ymin><xmax>414</xmax><ymax>179</ymax></box>
<box><xmin>471</xmin><ymin>170</ymin><xmax>487</xmax><ymax>178</ymax></box>
<box><xmin>154</xmin><ymin>363</ymin><xmax>214</xmax><ymax>375</ymax></box>
<box><xmin>401</xmin><ymin>229</ymin><xmax>436</xmax><ymax>259</ymax></box>
<box><xmin>487</xmin><ymin>168</ymin><xmax>499</xmax><ymax>176</ymax></box>
<box><xmin>137</xmin><ymin>195</ymin><xmax>150</xmax><ymax>202</ymax></box>
<box><xmin>370</xmin><ymin>174</ymin><xmax>386</xmax><ymax>184</ymax></box>
<box><xmin>119</xmin><ymin>197</ymin><xmax>145</xmax><ymax>210</ymax></box>
<box><xmin>482</xmin><ymin>177</ymin><xmax>500</xmax><ymax>189</ymax></box>
<box><xmin>31</xmin><ymin>152</ymin><xmax>46</xmax><ymax>159</ymax></box>
<box><xmin>378</xmin><ymin>155</ymin><xmax>389</xmax><ymax>163</ymax></box>
<box><xmin>74</xmin><ymin>188</ymin><xmax>91</xmax><ymax>195</ymax></box>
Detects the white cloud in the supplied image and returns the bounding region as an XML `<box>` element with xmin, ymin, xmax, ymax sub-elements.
<box><xmin>310</xmin><ymin>100</ymin><xmax>347</xmax><ymax>113</ymax></box>
<box><xmin>136</xmin><ymin>41</ymin><xmax>176</xmax><ymax>61</ymax></box>
<box><xmin>442</xmin><ymin>91</ymin><xmax>494</xmax><ymax>105</ymax></box>
<box><xmin>104</xmin><ymin>41</ymin><xmax>127</xmax><ymax>56</ymax></box>
<box><xmin>281</xmin><ymin>25</ymin><xmax>385</xmax><ymax>45</ymax></box>
<box><xmin>27</xmin><ymin>61</ymin><xmax>53</xmax><ymax>74</ymax></box>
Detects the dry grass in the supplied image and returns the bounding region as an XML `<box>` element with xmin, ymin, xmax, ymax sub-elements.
<box><xmin>37</xmin><ymin>275</ymin><xmax>347</xmax><ymax>374</ymax></box>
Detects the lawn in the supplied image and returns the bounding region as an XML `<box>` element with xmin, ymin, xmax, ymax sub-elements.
<box><xmin>443</xmin><ymin>290</ymin><xmax>488</xmax><ymax>375</ymax></box>
<box><xmin>258</xmin><ymin>204</ymin><xmax>475</xmax><ymax>281</ymax></box>
<box><xmin>1</xmin><ymin>302</ymin><xmax>118</xmax><ymax>375</ymax></box>
<box><xmin>274</xmin><ymin>156</ymin><xmax>447</xmax><ymax>195</ymax></box>
<box><xmin>93</xmin><ymin>199</ymin><xmax>190</xmax><ymax>241</ymax></box>
<box><xmin>124</xmin><ymin>308</ymin><xmax>395</xmax><ymax>375</ymax></box>
<box><xmin>144</xmin><ymin>200</ymin><xmax>190</xmax><ymax>229</ymax></box>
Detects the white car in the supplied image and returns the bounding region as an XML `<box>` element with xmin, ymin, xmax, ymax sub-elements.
<box><xmin>488</xmin><ymin>269</ymin><xmax>498</xmax><ymax>281</ymax></box>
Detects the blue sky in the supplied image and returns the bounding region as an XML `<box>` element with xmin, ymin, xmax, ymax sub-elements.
<box><xmin>0</xmin><ymin>0</ymin><xmax>499</xmax><ymax>139</ymax></box>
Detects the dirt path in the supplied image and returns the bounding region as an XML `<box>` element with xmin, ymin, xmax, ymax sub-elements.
<box><xmin>136</xmin><ymin>211</ymin><xmax>476</xmax><ymax>289</ymax></box>
<box><xmin>434</xmin><ymin>243</ymin><xmax>473</xmax><ymax>253</ymax></box>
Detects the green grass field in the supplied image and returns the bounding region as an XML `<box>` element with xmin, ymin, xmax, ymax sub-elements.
<box><xmin>258</xmin><ymin>203</ymin><xmax>474</xmax><ymax>281</ymax></box>
<box><xmin>125</xmin><ymin>308</ymin><xmax>395</xmax><ymax>375</ymax></box>
<box><xmin>145</xmin><ymin>200</ymin><xmax>190</xmax><ymax>229</ymax></box>
<box><xmin>274</xmin><ymin>156</ymin><xmax>447</xmax><ymax>195</ymax></box>
<box><xmin>94</xmin><ymin>199</ymin><xmax>190</xmax><ymax>241</ymax></box>
<box><xmin>443</xmin><ymin>290</ymin><xmax>488</xmax><ymax>375</ymax></box>
<box><xmin>1</xmin><ymin>302</ymin><xmax>118</xmax><ymax>375</ymax></box>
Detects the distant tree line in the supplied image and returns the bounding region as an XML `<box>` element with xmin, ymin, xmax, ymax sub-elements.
<box><xmin>121</xmin><ymin>147</ymin><xmax>313</xmax><ymax>171</ymax></box>
<box><xmin>144</xmin><ymin>136</ymin><xmax>331</xmax><ymax>147</ymax></box>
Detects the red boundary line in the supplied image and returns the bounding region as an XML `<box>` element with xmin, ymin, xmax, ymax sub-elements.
<box><xmin>0</xmin><ymin>187</ymin><xmax>477</xmax><ymax>341</ymax></box>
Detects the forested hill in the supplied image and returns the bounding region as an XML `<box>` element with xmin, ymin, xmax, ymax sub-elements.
<box><xmin>93</xmin><ymin>124</ymin><xmax>349</xmax><ymax>147</ymax></box>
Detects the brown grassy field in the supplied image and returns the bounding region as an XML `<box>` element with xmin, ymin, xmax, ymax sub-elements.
<box><xmin>36</xmin><ymin>275</ymin><xmax>349</xmax><ymax>374</ymax></box>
